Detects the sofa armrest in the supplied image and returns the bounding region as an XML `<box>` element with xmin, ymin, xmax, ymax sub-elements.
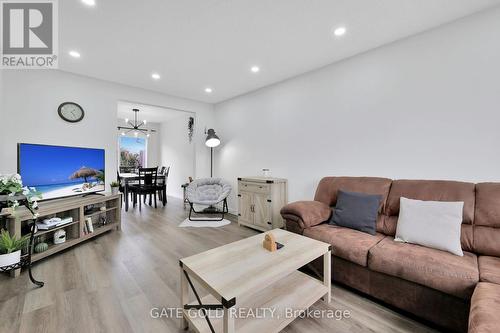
<box><xmin>280</xmin><ymin>201</ymin><xmax>331</xmax><ymax>234</ymax></box>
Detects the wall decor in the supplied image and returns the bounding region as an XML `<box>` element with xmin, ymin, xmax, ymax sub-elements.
<box><xmin>188</xmin><ymin>116</ymin><xmax>194</xmax><ymax>143</ymax></box>
<box><xmin>58</xmin><ymin>102</ymin><xmax>85</xmax><ymax>123</ymax></box>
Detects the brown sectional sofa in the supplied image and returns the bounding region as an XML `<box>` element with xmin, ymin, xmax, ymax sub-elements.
<box><xmin>281</xmin><ymin>177</ymin><xmax>500</xmax><ymax>333</ymax></box>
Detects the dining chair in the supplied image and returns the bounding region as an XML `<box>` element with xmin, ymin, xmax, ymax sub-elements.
<box><xmin>116</xmin><ymin>171</ymin><xmax>127</xmax><ymax>203</ymax></box>
<box><xmin>156</xmin><ymin>166</ymin><xmax>170</xmax><ymax>204</ymax></box>
<box><xmin>128</xmin><ymin>167</ymin><xmax>158</xmax><ymax>211</ymax></box>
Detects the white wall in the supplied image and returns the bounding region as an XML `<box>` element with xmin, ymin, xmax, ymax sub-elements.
<box><xmin>146</xmin><ymin>122</ymin><xmax>162</xmax><ymax>168</ymax></box>
<box><xmin>214</xmin><ymin>7</ymin><xmax>500</xmax><ymax>213</ymax></box>
<box><xmin>160</xmin><ymin>114</ymin><xmax>196</xmax><ymax>199</ymax></box>
<box><xmin>0</xmin><ymin>70</ymin><xmax>214</xmax><ymax>191</ymax></box>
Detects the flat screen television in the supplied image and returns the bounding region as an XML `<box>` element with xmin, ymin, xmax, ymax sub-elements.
<box><xmin>18</xmin><ymin>143</ymin><xmax>105</xmax><ymax>201</ymax></box>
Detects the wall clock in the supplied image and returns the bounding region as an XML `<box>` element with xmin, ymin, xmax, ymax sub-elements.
<box><xmin>58</xmin><ymin>102</ymin><xmax>84</xmax><ymax>123</ymax></box>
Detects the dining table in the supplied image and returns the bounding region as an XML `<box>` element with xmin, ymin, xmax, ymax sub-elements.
<box><xmin>119</xmin><ymin>173</ymin><xmax>167</xmax><ymax>212</ymax></box>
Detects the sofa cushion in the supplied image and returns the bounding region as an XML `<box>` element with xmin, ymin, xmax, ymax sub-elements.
<box><xmin>478</xmin><ymin>256</ymin><xmax>500</xmax><ymax>285</ymax></box>
<box><xmin>474</xmin><ymin>183</ymin><xmax>500</xmax><ymax>256</ymax></box>
<box><xmin>368</xmin><ymin>237</ymin><xmax>478</xmax><ymax>299</ymax></box>
<box><xmin>383</xmin><ymin>179</ymin><xmax>475</xmax><ymax>252</ymax></box>
<box><xmin>314</xmin><ymin>177</ymin><xmax>392</xmax><ymax>211</ymax></box>
<box><xmin>329</xmin><ymin>190</ymin><xmax>381</xmax><ymax>235</ymax></box>
<box><xmin>469</xmin><ymin>282</ymin><xmax>500</xmax><ymax>333</ymax></box>
<box><xmin>303</xmin><ymin>224</ymin><xmax>385</xmax><ymax>267</ymax></box>
<box><xmin>395</xmin><ymin>197</ymin><xmax>464</xmax><ymax>256</ymax></box>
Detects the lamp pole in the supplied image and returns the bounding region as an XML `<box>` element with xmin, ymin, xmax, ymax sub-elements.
<box><xmin>210</xmin><ymin>147</ymin><xmax>213</xmax><ymax>177</ymax></box>
<box><xmin>205</xmin><ymin>128</ymin><xmax>220</xmax><ymax>178</ymax></box>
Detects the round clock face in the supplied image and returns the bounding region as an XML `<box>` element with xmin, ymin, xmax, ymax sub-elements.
<box><xmin>58</xmin><ymin>102</ymin><xmax>84</xmax><ymax>123</ymax></box>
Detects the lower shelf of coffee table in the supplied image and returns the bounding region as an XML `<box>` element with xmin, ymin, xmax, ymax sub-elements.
<box><xmin>183</xmin><ymin>270</ymin><xmax>329</xmax><ymax>333</ymax></box>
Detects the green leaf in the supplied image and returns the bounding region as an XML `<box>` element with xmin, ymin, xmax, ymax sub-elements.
<box><xmin>0</xmin><ymin>229</ymin><xmax>29</xmax><ymax>254</ymax></box>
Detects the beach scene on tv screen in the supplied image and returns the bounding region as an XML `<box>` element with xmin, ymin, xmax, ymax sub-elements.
<box><xmin>19</xmin><ymin>144</ymin><xmax>105</xmax><ymax>200</ymax></box>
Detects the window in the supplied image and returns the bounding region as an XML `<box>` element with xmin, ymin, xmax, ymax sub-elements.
<box><xmin>119</xmin><ymin>136</ymin><xmax>147</xmax><ymax>168</ymax></box>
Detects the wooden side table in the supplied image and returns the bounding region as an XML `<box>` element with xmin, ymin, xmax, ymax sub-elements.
<box><xmin>181</xmin><ymin>183</ymin><xmax>189</xmax><ymax>208</ymax></box>
<box><xmin>237</xmin><ymin>177</ymin><xmax>288</xmax><ymax>231</ymax></box>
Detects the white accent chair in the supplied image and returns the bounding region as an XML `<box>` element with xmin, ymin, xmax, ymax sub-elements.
<box><xmin>186</xmin><ymin>178</ymin><xmax>231</xmax><ymax>221</ymax></box>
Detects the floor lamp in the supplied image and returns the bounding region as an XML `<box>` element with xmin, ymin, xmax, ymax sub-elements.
<box><xmin>205</xmin><ymin>128</ymin><xmax>220</xmax><ymax>177</ymax></box>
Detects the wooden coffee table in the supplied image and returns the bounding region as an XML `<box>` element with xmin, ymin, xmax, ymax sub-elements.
<box><xmin>179</xmin><ymin>228</ymin><xmax>331</xmax><ymax>333</ymax></box>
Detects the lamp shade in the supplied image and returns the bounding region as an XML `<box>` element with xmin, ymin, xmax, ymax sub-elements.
<box><xmin>205</xmin><ymin>128</ymin><xmax>220</xmax><ymax>147</ymax></box>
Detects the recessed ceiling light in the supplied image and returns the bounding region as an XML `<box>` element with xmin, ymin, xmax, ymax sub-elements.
<box><xmin>82</xmin><ymin>0</ymin><xmax>96</xmax><ymax>6</ymax></box>
<box><xmin>69</xmin><ymin>50</ymin><xmax>81</xmax><ymax>58</ymax></box>
<box><xmin>205</xmin><ymin>87</ymin><xmax>213</xmax><ymax>93</ymax></box>
<box><xmin>251</xmin><ymin>66</ymin><xmax>260</xmax><ymax>73</ymax></box>
<box><xmin>333</xmin><ymin>26</ymin><xmax>347</xmax><ymax>37</ymax></box>
<box><xmin>151</xmin><ymin>73</ymin><xmax>160</xmax><ymax>80</ymax></box>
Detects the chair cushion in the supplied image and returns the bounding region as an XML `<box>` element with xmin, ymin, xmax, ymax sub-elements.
<box><xmin>368</xmin><ymin>237</ymin><xmax>478</xmax><ymax>299</ymax></box>
<box><xmin>303</xmin><ymin>224</ymin><xmax>385</xmax><ymax>267</ymax></box>
<box><xmin>186</xmin><ymin>178</ymin><xmax>232</xmax><ymax>205</ymax></box>
<box><xmin>469</xmin><ymin>282</ymin><xmax>500</xmax><ymax>333</ymax></box>
<box><xmin>478</xmin><ymin>256</ymin><xmax>500</xmax><ymax>285</ymax></box>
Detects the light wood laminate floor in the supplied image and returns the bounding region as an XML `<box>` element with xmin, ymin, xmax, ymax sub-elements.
<box><xmin>0</xmin><ymin>197</ymin><xmax>439</xmax><ymax>333</ymax></box>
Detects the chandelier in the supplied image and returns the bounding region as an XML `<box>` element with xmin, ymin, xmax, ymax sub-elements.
<box><xmin>117</xmin><ymin>108</ymin><xmax>156</xmax><ymax>137</ymax></box>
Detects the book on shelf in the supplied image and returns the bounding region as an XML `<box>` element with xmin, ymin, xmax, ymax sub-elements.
<box><xmin>36</xmin><ymin>217</ymin><xmax>73</xmax><ymax>230</ymax></box>
<box><xmin>85</xmin><ymin>218</ymin><xmax>94</xmax><ymax>233</ymax></box>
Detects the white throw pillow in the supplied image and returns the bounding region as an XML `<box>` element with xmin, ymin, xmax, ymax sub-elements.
<box><xmin>395</xmin><ymin>197</ymin><xmax>464</xmax><ymax>256</ymax></box>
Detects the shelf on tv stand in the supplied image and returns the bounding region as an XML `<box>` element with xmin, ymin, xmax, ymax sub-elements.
<box><xmin>84</xmin><ymin>206</ymin><xmax>117</xmax><ymax>218</ymax></box>
<box><xmin>3</xmin><ymin>193</ymin><xmax>122</xmax><ymax>277</ymax></box>
<box><xmin>34</xmin><ymin>220</ymin><xmax>80</xmax><ymax>237</ymax></box>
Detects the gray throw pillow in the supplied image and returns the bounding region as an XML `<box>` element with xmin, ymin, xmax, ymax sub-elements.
<box><xmin>329</xmin><ymin>190</ymin><xmax>382</xmax><ymax>235</ymax></box>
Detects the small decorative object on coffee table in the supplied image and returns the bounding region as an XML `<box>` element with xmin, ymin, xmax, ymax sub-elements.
<box><xmin>179</xmin><ymin>229</ymin><xmax>331</xmax><ymax>333</ymax></box>
<box><xmin>262</xmin><ymin>233</ymin><xmax>277</xmax><ymax>252</ymax></box>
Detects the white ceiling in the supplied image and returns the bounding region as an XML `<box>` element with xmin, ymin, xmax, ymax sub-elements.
<box><xmin>60</xmin><ymin>0</ymin><xmax>500</xmax><ymax>103</ymax></box>
<box><xmin>117</xmin><ymin>101</ymin><xmax>188</xmax><ymax>123</ymax></box>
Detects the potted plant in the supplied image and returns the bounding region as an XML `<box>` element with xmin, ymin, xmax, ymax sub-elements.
<box><xmin>110</xmin><ymin>181</ymin><xmax>120</xmax><ymax>195</ymax></box>
<box><xmin>187</xmin><ymin>116</ymin><xmax>194</xmax><ymax>143</ymax></box>
<box><xmin>0</xmin><ymin>229</ymin><xmax>29</xmax><ymax>268</ymax></box>
<box><xmin>0</xmin><ymin>174</ymin><xmax>41</xmax><ymax>217</ymax></box>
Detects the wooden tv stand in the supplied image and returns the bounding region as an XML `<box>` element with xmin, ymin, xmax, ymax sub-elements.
<box><xmin>4</xmin><ymin>193</ymin><xmax>121</xmax><ymax>277</ymax></box>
